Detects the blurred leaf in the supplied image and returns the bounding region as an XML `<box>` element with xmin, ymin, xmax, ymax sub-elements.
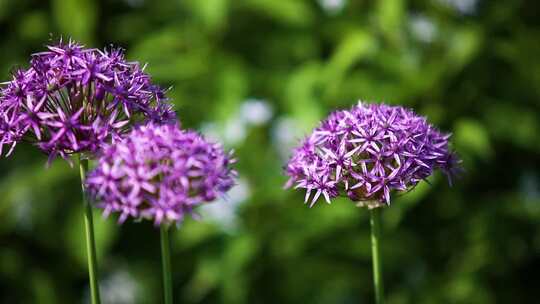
<box><xmin>0</xmin><ymin>248</ymin><xmax>22</xmax><ymax>278</ymax></box>
<box><xmin>484</xmin><ymin>104</ymin><xmax>539</xmax><ymax>149</ymax></box>
<box><xmin>18</xmin><ymin>11</ymin><xmax>49</xmax><ymax>42</ymax></box>
<box><xmin>31</xmin><ymin>271</ymin><xmax>57</xmax><ymax>304</ymax></box>
<box><xmin>176</xmin><ymin>220</ymin><xmax>218</xmax><ymax>249</ymax></box>
<box><xmin>324</xmin><ymin>30</ymin><xmax>377</xmax><ymax>98</ymax></box>
<box><xmin>213</xmin><ymin>60</ymin><xmax>248</xmax><ymax>123</ymax></box>
<box><xmin>221</xmin><ymin>235</ymin><xmax>258</xmax><ymax>304</ymax></box>
<box><xmin>454</xmin><ymin>119</ymin><xmax>492</xmax><ymax>159</ymax></box>
<box><xmin>0</xmin><ymin>161</ymin><xmax>72</xmax><ymax>234</ymax></box>
<box><xmin>185</xmin><ymin>257</ymin><xmax>221</xmax><ymax>302</ymax></box>
<box><xmin>284</xmin><ymin>62</ymin><xmax>324</xmax><ymax>129</ymax></box>
<box><xmin>446</xmin><ymin>27</ymin><xmax>482</xmax><ymax>72</ymax></box>
<box><xmin>0</xmin><ymin>0</ymin><xmax>13</xmax><ymax>21</ymax></box>
<box><xmin>241</xmin><ymin>0</ymin><xmax>314</xmax><ymax>27</ymax></box>
<box><xmin>185</xmin><ymin>0</ymin><xmax>229</xmax><ymax>31</ymax></box>
<box><xmin>495</xmin><ymin>29</ymin><xmax>540</xmax><ymax>95</ymax></box>
<box><xmin>130</xmin><ymin>28</ymin><xmax>209</xmax><ymax>82</ymax></box>
<box><xmin>52</xmin><ymin>0</ymin><xmax>97</xmax><ymax>43</ymax></box>
<box><xmin>376</xmin><ymin>0</ymin><xmax>405</xmax><ymax>45</ymax></box>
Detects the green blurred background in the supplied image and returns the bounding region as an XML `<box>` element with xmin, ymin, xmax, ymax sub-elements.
<box><xmin>1</xmin><ymin>0</ymin><xmax>539</xmax><ymax>303</ymax></box>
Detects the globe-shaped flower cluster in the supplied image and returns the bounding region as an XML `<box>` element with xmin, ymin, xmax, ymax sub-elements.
<box><xmin>86</xmin><ymin>123</ymin><xmax>237</xmax><ymax>225</ymax></box>
<box><xmin>285</xmin><ymin>102</ymin><xmax>461</xmax><ymax>208</ymax></box>
<box><xmin>0</xmin><ymin>40</ymin><xmax>175</xmax><ymax>163</ymax></box>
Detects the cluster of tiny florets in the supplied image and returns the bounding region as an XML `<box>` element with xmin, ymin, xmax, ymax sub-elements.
<box><xmin>0</xmin><ymin>39</ymin><xmax>175</xmax><ymax>163</ymax></box>
<box><xmin>86</xmin><ymin>123</ymin><xmax>237</xmax><ymax>225</ymax></box>
<box><xmin>285</xmin><ymin>102</ymin><xmax>461</xmax><ymax>208</ymax></box>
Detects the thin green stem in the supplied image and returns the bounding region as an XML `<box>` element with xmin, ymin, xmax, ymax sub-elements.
<box><xmin>79</xmin><ymin>156</ymin><xmax>101</xmax><ymax>304</ymax></box>
<box><xmin>160</xmin><ymin>225</ymin><xmax>173</xmax><ymax>304</ymax></box>
<box><xmin>370</xmin><ymin>208</ymin><xmax>384</xmax><ymax>304</ymax></box>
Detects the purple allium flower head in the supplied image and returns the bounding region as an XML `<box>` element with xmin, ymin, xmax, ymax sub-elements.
<box><xmin>85</xmin><ymin>123</ymin><xmax>237</xmax><ymax>225</ymax></box>
<box><xmin>285</xmin><ymin>101</ymin><xmax>461</xmax><ymax>208</ymax></box>
<box><xmin>0</xmin><ymin>39</ymin><xmax>176</xmax><ymax>163</ymax></box>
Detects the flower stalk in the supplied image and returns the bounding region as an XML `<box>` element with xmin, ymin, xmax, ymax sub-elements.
<box><xmin>160</xmin><ymin>225</ymin><xmax>173</xmax><ymax>304</ymax></box>
<box><xmin>370</xmin><ymin>208</ymin><xmax>384</xmax><ymax>304</ymax></box>
<box><xmin>79</xmin><ymin>156</ymin><xmax>101</xmax><ymax>304</ymax></box>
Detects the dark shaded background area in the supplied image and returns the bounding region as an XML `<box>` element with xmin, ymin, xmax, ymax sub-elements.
<box><xmin>1</xmin><ymin>0</ymin><xmax>539</xmax><ymax>303</ymax></box>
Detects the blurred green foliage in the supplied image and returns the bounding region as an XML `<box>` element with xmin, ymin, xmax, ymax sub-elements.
<box><xmin>1</xmin><ymin>0</ymin><xmax>540</xmax><ymax>303</ymax></box>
